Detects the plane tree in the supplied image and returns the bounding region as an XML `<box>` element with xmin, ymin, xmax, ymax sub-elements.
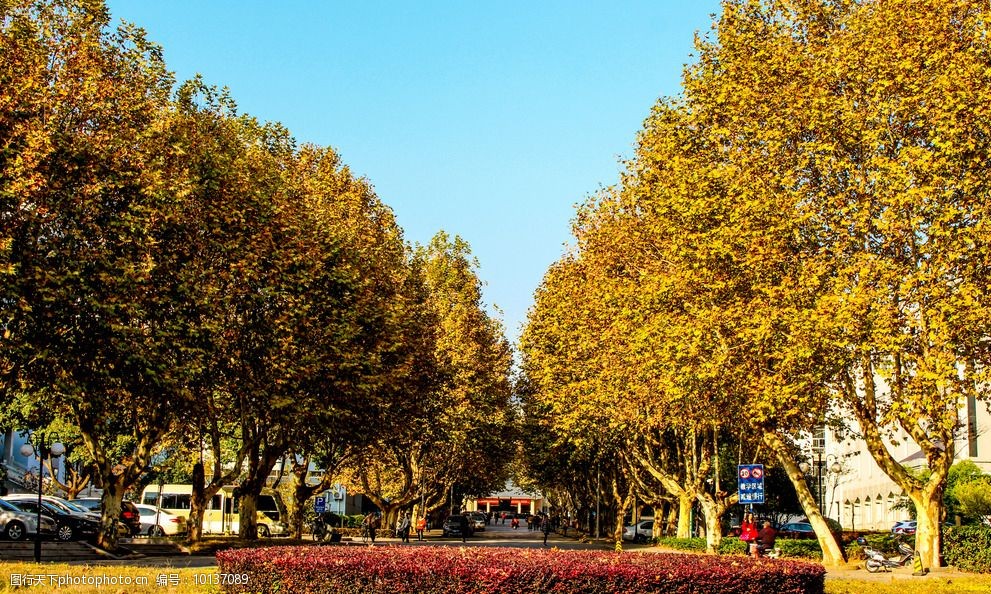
<box><xmin>682</xmin><ymin>0</ymin><xmax>991</xmax><ymax>567</ymax></box>
<box><xmin>350</xmin><ymin>232</ymin><xmax>514</xmax><ymax>528</ymax></box>
<box><xmin>0</xmin><ymin>0</ymin><xmax>205</xmax><ymax>550</ymax></box>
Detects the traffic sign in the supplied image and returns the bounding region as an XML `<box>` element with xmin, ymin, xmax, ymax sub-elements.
<box><xmin>315</xmin><ymin>496</ymin><xmax>326</xmax><ymax>514</ymax></box>
<box><xmin>738</xmin><ymin>464</ymin><xmax>765</xmax><ymax>505</ymax></box>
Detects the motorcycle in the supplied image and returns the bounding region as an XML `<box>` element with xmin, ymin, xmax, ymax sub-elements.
<box><xmin>857</xmin><ymin>536</ymin><xmax>914</xmax><ymax>572</ymax></box>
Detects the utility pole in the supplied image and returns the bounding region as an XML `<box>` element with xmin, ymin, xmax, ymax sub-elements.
<box><xmin>595</xmin><ymin>463</ymin><xmax>601</xmax><ymax>539</ymax></box>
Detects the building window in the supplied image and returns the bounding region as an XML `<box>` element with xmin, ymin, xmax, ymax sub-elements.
<box><xmin>967</xmin><ymin>395</ymin><xmax>978</xmax><ymax>457</ymax></box>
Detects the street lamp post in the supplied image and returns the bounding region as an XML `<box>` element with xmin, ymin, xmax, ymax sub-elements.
<box><xmin>799</xmin><ymin>451</ymin><xmax>825</xmax><ymax>515</ymax></box>
<box><xmin>595</xmin><ymin>463</ymin><xmax>601</xmax><ymax>539</ymax></box>
<box><xmin>800</xmin><ymin>452</ymin><xmax>843</xmax><ymax>518</ymax></box>
<box><xmin>20</xmin><ymin>433</ymin><xmax>65</xmax><ymax>562</ymax></box>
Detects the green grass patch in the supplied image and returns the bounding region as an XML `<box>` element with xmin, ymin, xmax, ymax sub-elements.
<box><xmin>826</xmin><ymin>576</ymin><xmax>991</xmax><ymax>594</ymax></box>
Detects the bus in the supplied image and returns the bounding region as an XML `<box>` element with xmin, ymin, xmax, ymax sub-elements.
<box><xmin>140</xmin><ymin>484</ymin><xmax>288</xmax><ymax>537</ymax></box>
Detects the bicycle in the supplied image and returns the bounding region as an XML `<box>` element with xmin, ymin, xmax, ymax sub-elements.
<box><xmin>310</xmin><ymin>516</ymin><xmax>329</xmax><ymax>542</ymax></box>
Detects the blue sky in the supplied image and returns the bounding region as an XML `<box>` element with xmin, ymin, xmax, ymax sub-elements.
<box><xmin>105</xmin><ymin>0</ymin><xmax>722</xmax><ymax>342</ymax></box>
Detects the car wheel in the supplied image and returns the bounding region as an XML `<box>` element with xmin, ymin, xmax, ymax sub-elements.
<box><xmin>149</xmin><ymin>525</ymin><xmax>166</xmax><ymax>537</ymax></box>
<box><xmin>57</xmin><ymin>524</ymin><xmax>75</xmax><ymax>541</ymax></box>
<box><xmin>258</xmin><ymin>525</ymin><xmax>271</xmax><ymax>538</ymax></box>
<box><xmin>5</xmin><ymin>521</ymin><xmax>26</xmax><ymax>541</ymax></box>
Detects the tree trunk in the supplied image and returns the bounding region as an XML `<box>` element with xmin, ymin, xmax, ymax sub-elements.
<box><xmin>677</xmin><ymin>494</ymin><xmax>692</xmax><ymax>538</ymax></box>
<box><xmin>912</xmin><ymin>491</ymin><xmax>943</xmax><ymax>570</ymax></box>
<box><xmin>764</xmin><ymin>432</ymin><xmax>846</xmax><ymax>566</ymax></box>
<box><xmin>239</xmin><ymin>491</ymin><xmax>258</xmax><ymax>540</ymax></box>
<box><xmin>188</xmin><ymin>503</ymin><xmax>206</xmax><ymax>542</ymax></box>
<box><xmin>290</xmin><ymin>484</ymin><xmax>308</xmax><ymax>540</ymax></box>
<box><xmin>186</xmin><ymin>461</ymin><xmax>232</xmax><ymax>543</ymax></box>
<box><xmin>97</xmin><ymin>480</ymin><xmax>124</xmax><ymax>550</ymax></box>
<box><xmin>664</xmin><ymin>500</ymin><xmax>677</xmax><ymax>537</ymax></box>
<box><xmin>696</xmin><ymin>491</ymin><xmax>734</xmax><ymax>554</ymax></box>
<box><xmin>698</xmin><ymin>497</ymin><xmax>723</xmax><ymax>554</ymax></box>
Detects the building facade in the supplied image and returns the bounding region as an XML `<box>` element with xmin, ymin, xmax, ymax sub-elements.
<box><xmin>816</xmin><ymin>397</ymin><xmax>991</xmax><ymax>531</ymax></box>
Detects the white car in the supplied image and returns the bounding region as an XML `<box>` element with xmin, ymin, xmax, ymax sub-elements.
<box><xmin>0</xmin><ymin>498</ymin><xmax>55</xmax><ymax>540</ymax></box>
<box><xmin>135</xmin><ymin>503</ymin><xmax>187</xmax><ymax>536</ymax></box>
<box><xmin>622</xmin><ymin>519</ymin><xmax>654</xmax><ymax>542</ymax></box>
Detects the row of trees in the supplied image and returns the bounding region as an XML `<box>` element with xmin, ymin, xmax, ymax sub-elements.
<box><xmin>520</xmin><ymin>0</ymin><xmax>990</xmax><ymax>568</ymax></box>
<box><xmin>0</xmin><ymin>0</ymin><xmax>513</xmax><ymax>549</ymax></box>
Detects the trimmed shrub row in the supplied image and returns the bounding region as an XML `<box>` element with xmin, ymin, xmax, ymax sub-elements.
<box><xmin>943</xmin><ymin>525</ymin><xmax>991</xmax><ymax>573</ymax></box>
<box><xmin>655</xmin><ymin>537</ymin><xmax>746</xmax><ymax>555</ymax></box>
<box><xmin>649</xmin><ymin>527</ymin><xmax>991</xmax><ymax>571</ymax></box>
<box><xmin>217</xmin><ymin>545</ymin><xmax>826</xmax><ymax>594</ymax></box>
<box><xmin>656</xmin><ymin>537</ymin><xmax>821</xmax><ymax>559</ymax></box>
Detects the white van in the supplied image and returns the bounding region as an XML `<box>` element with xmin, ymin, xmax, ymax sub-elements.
<box><xmin>140</xmin><ymin>484</ymin><xmax>288</xmax><ymax>537</ymax></box>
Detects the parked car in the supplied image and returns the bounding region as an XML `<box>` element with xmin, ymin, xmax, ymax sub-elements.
<box><xmin>0</xmin><ymin>498</ymin><xmax>54</xmax><ymax>540</ymax></box>
<box><xmin>468</xmin><ymin>511</ymin><xmax>486</xmax><ymax>531</ymax></box>
<box><xmin>134</xmin><ymin>503</ymin><xmax>187</xmax><ymax>536</ymax></box>
<box><xmin>622</xmin><ymin>519</ymin><xmax>654</xmax><ymax>543</ymax></box>
<box><xmin>3</xmin><ymin>497</ymin><xmax>99</xmax><ymax>541</ymax></box>
<box><xmin>72</xmin><ymin>498</ymin><xmax>142</xmax><ymax>536</ymax></box>
<box><xmin>5</xmin><ymin>495</ymin><xmax>100</xmax><ymax>522</ymax></box>
<box><xmin>442</xmin><ymin>515</ymin><xmax>473</xmax><ymax>538</ymax></box>
<box><xmin>892</xmin><ymin>520</ymin><xmax>917</xmax><ymax>535</ymax></box>
<box><xmin>777</xmin><ymin>522</ymin><xmax>816</xmax><ymax>539</ymax></box>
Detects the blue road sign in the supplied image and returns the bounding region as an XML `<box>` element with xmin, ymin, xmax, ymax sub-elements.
<box><xmin>738</xmin><ymin>464</ymin><xmax>765</xmax><ymax>505</ymax></box>
<box><xmin>315</xmin><ymin>495</ymin><xmax>326</xmax><ymax>514</ymax></box>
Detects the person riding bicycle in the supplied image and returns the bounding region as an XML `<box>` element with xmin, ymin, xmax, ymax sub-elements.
<box><xmin>362</xmin><ymin>511</ymin><xmax>380</xmax><ymax>544</ymax></box>
<box><xmin>311</xmin><ymin>512</ymin><xmax>328</xmax><ymax>541</ymax></box>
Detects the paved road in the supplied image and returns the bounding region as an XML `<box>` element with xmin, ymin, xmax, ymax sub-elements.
<box><xmin>71</xmin><ymin>522</ymin><xmax>617</xmax><ymax>568</ymax></box>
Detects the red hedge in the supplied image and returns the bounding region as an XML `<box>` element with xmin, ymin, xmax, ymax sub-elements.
<box><xmin>216</xmin><ymin>545</ymin><xmax>825</xmax><ymax>594</ymax></box>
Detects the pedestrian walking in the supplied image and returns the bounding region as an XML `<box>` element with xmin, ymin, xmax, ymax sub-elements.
<box><xmin>415</xmin><ymin>515</ymin><xmax>426</xmax><ymax>541</ymax></box>
<box><xmin>364</xmin><ymin>511</ymin><xmax>380</xmax><ymax>544</ymax></box>
<box><xmin>398</xmin><ymin>512</ymin><xmax>412</xmax><ymax>543</ymax></box>
<box><xmin>542</xmin><ymin>514</ymin><xmax>552</xmax><ymax>546</ymax></box>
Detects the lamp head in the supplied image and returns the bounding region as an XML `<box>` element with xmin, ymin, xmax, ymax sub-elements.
<box><xmin>799</xmin><ymin>461</ymin><xmax>810</xmax><ymax>474</ymax></box>
<box><xmin>19</xmin><ymin>444</ymin><xmax>35</xmax><ymax>458</ymax></box>
<box><xmin>50</xmin><ymin>442</ymin><xmax>66</xmax><ymax>457</ymax></box>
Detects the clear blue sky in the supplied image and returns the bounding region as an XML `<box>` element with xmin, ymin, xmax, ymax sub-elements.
<box><xmin>105</xmin><ymin>0</ymin><xmax>722</xmax><ymax>342</ymax></box>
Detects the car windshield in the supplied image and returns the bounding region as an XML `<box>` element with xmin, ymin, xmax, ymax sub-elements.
<box><xmin>37</xmin><ymin>498</ymin><xmax>75</xmax><ymax>513</ymax></box>
<box><xmin>9</xmin><ymin>500</ymin><xmax>61</xmax><ymax>515</ymax></box>
<box><xmin>0</xmin><ymin>499</ymin><xmax>24</xmax><ymax>512</ymax></box>
<box><xmin>39</xmin><ymin>501</ymin><xmax>67</xmax><ymax>515</ymax></box>
<box><xmin>57</xmin><ymin>500</ymin><xmax>92</xmax><ymax>514</ymax></box>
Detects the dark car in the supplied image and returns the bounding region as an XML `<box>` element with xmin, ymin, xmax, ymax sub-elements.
<box><xmin>777</xmin><ymin>522</ymin><xmax>816</xmax><ymax>539</ymax></box>
<box><xmin>72</xmin><ymin>498</ymin><xmax>142</xmax><ymax>537</ymax></box>
<box><xmin>442</xmin><ymin>515</ymin><xmax>473</xmax><ymax>538</ymax></box>
<box><xmin>5</xmin><ymin>499</ymin><xmax>100</xmax><ymax>541</ymax></box>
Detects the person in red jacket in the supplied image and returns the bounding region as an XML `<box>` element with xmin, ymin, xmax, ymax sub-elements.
<box><xmin>740</xmin><ymin>512</ymin><xmax>759</xmax><ymax>545</ymax></box>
